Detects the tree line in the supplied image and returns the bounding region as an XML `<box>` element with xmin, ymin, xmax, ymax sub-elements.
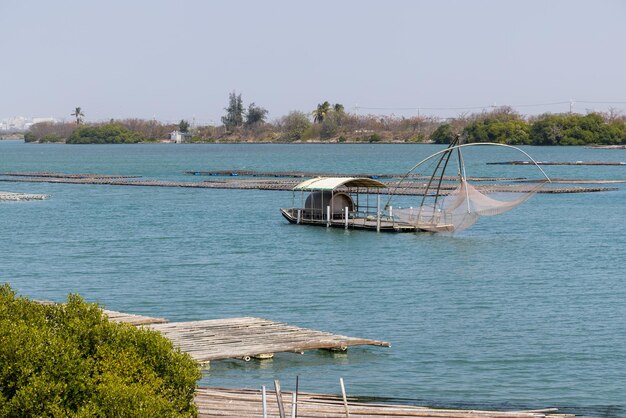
<box><xmin>23</xmin><ymin>97</ymin><xmax>626</xmax><ymax>145</ymax></box>
<box><xmin>432</xmin><ymin>106</ymin><xmax>626</xmax><ymax>146</ymax></box>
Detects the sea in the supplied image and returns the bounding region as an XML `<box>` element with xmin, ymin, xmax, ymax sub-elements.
<box><xmin>1</xmin><ymin>140</ymin><xmax>625</xmax><ymax>417</ymax></box>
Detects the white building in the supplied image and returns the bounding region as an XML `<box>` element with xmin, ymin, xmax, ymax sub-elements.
<box><xmin>170</xmin><ymin>130</ymin><xmax>192</xmax><ymax>143</ymax></box>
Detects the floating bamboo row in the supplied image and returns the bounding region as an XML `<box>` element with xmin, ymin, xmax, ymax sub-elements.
<box><xmin>185</xmin><ymin>170</ymin><xmax>525</xmax><ymax>182</ymax></box>
<box><xmin>0</xmin><ymin>175</ymin><xmax>617</xmax><ymax>194</ymax></box>
<box><xmin>0</xmin><ymin>171</ymin><xmax>141</xmax><ymax>179</ymax></box>
<box><xmin>0</xmin><ymin>191</ymin><xmax>49</xmax><ymax>201</ymax></box>
<box><xmin>195</xmin><ymin>387</ymin><xmax>575</xmax><ymax>418</ymax></box>
<box><xmin>487</xmin><ymin>161</ymin><xmax>625</xmax><ymax>166</ymax></box>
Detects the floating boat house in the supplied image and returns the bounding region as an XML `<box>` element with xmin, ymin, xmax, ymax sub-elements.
<box><xmin>280</xmin><ymin>177</ymin><xmax>419</xmax><ymax>232</ymax></box>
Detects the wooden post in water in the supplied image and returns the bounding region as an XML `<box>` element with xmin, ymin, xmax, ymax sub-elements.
<box><xmin>326</xmin><ymin>205</ymin><xmax>331</xmax><ymax>227</ymax></box>
<box><xmin>376</xmin><ymin>195</ymin><xmax>381</xmax><ymax>232</ymax></box>
<box><xmin>345</xmin><ymin>206</ymin><xmax>349</xmax><ymax>229</ymax></box>
<box><xmin>340</xmin><ymin>377</ymin><xmax>350</xmax><ymax>418</ymax></box>
<box><xmin>297</xmin><ymin>209</ymin><xmax>301</xmax><ymax>224</ymax></box>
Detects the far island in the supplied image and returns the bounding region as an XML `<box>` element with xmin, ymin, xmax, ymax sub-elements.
<box><xmin>16</xmin><ymin>94</ymin><xmax>626</xmax><ymax>146</ymax></box>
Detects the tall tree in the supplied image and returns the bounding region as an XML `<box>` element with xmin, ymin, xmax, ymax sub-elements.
<box><xmin>245</xmin><ymin>103</ymin><xmax>269</xmax><ymax>127</ymax></box>
<box><xmin>178</xmin><ymin>119</ymin><xmax>190</xmax><ymax>133</ymax></box>
<box><xmin>333</xmin><ymin>103</ymin><xmax>345</xmax><ymax>114</ymax></box>
<box><xmin>221</xmin><ymin>92</ymin><xmax>244</xmax><ymax>131</ymax></box>
<box><xmin>71</xmin><ymin>107</ymin><xmax>84</xmax><ymax>125</ymax></box>
<box><xmin>312</xmin><ymin>101</ymin><xmax>331</xmax><ymax>123</ymax></box>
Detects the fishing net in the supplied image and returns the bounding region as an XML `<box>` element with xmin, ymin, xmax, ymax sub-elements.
<box><xmin>393</xmin><ymin>179</ymin><xmax>546</xmax><ymax>232</ymax></box>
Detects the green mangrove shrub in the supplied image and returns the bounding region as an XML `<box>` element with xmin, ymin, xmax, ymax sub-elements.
<box><xmin>0</xmin><ymin>284</ymin><xmax>201</xmax><ymax>417</ymax></box>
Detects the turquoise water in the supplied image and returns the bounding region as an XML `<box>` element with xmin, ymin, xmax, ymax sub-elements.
<box><xmin>1</xmin><ymin>141</ymin><xmax>625</xmax><ymax>416</ymax></box>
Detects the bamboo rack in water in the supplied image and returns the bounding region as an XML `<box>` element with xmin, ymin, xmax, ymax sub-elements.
<box><xmin>36</xmin><ymin>301</ymin><xmax>390</xmax><ymax>363</ymax></box>
<box><xmin>147</xmin><ymin>317</ymin><xmax>390</xmax><ymax>363</ymax></box>
<box><xmin>195</xmin><ymin>387</ymin><xmax>576</xmax><ymax>418</ymax></box>
<box><xmin>487</xmin><ymin>160</ymin><xmax>626</xmax><ymax>166</ymax></box>
<box><xmin>0</xmin><ymin>173</ymin><xmax>618</xmax><ymax>194</ymax></box>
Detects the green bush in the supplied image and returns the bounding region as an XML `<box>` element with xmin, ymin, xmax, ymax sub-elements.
<box><xmin>0</xmin><ymin>284</ymin><xmax>201</xmax><ymax>417</ymax></box>
<box><xmin>279</xmin><ymin>111</ymin><xmax>311</xmax><ymax>142</ymax></box>
<box><xmin>368</xmin><ymin>133</ymin><xmax>382</xmax><ymax>143</ymax></box>
<box><xmin>430</xmin><ymin>123</ymin><xmax>455</xmax><ymax>144</ymax></box>
<box><xmin>67</xmin><ymin>123</ymin><xmax>144</xmax><ymax>144</ymax></box>
<box><xmin>530</xmin><ymin>113</ymin><xmax>626</xmax><ymax>145</ymax></box>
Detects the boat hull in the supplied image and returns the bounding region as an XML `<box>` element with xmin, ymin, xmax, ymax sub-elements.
<box><xmin>279</xmin><ymin>208</ymin><xmax>421</xmax><ymax>233</ymax></box>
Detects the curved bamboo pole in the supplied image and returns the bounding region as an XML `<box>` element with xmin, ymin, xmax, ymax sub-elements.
<box><xmin>385</xmin><ymin>143</ymin><xmax>551</xmax><ymax>208</ymax></box>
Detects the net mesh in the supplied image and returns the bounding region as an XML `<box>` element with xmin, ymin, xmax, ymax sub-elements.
<box><xmin>393</xmin><ymin>179</ymin><xmax>545</xmax><ymax>232</ymax></box>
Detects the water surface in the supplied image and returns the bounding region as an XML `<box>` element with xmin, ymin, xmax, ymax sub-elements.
<box><xmin>1</xmin><ymin>141</ymin><xmax>625</xmax><ymax>416</ymax></box>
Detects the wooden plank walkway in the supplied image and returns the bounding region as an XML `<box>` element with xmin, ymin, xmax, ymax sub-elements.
<box><xmin>195</xmin><ymin>387</ymin><xmax>575</xmax><ymax>418</ymax></box>
<box><xmin>35</xmin><ymin>300</ymin><xmax>388</xmax><ymax>362</ymax></box>
<box><xmin>147</xmin><ymin>317</ymin><xmax>390</xmax><ymax>363</ymax></box>
<box><xmin>101</xmin><ymin>309</ymin><xmax>168</xmax><ymax>326</ymax></box>
<box><xmin>0</xmin><ymin>173</ymin><xmax>617</xmax><ymax>194</ymax></box>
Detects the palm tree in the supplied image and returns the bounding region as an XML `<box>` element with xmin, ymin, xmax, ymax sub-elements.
<box><xmin>333</xmin><ymin>103</ymin><xmax>345</xmax><ymax>113</ymax></box>
<box><xmin>71</xmin><ymin>107</ymin><xmax>85</xmax><ymax>125</ymax></box>
<box><xmin>312</xmin><ymin>101</ymin><xmax>331</xmax><ymax>123</ymax></box>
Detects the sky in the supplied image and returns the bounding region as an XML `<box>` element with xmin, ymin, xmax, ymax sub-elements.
<box><xmin>1</xmin><ymin>0</ymin><xmax>625</xmax><ymax>123</ymax></box>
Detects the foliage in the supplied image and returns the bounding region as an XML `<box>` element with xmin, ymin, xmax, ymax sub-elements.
<box><xmin>312</xmin><ymin>101</ymin><xmax>331</xmax><ymax>123</ymax></box>
<box><xmin>529</xmin><ymin>113</ymin><xmax>626</xmax><ymax>145</ymax></box>
<box><xmin>462</xmin><ymin>107</ymin><xmax>530</xmax><ymax>144</ymax></box>
<box><xmin>278</xmin><ymin>111</ymin><xmax>311</xmax><ymax>142</ymax></box>
<box><xmin>67</xmin><ymin>123</ymin><xmax>144</xmax><ymax>144</ymax></box>
<box><xmin>0</xmin><ymin>284</ymin><xmax>201</xmax><ymax>417</ymax></box>
<box><xmin>221</xmin><ymin>92</ymin><xmax>244</xmax><ymax>131</ymax></box>
<box><xmin>320</xmin><ymin>112</ymin><xmax>342</xmax><ymax>139</ymax></box>
<box><xmin>71</xmin><ymin>107</ymin><xmax>85</xmax><ymax>125</ymax></box>
<box><xmin>368</xmin><ymin>133</ymin><xmax>382</xmax><ymax>143</ymax></box>
<box><xmin>245</xmin><ymin>103</ymin><xmax>269</xmax><ymax>127</ymax></box>
<box><xmin>178</xmin><ymin>120</ymin><xmax>190</xmax><ymax>133</ymax></box>
<box><xmin>313</xmin><ymin>102</ymin><xmax>345</xmax><ymax>125</ymax></box>
<box><xmin>24</xmin><ymin>122</ymin><xmax>77</xmax><ymax>143</ymax></box>
<box><xmin>118</xmin><ymin>119</ymin><xmax>176</xmax><ymax>141</ymax></box>
<box><xmin>452</xmin><ymin>108</ymin><xmax>626</xmax><ymax>146</ymax></box>
<box><xmin>430</xmin><ymin>123</ymin><xmax>455</xmax><ymax>144</ymax></box>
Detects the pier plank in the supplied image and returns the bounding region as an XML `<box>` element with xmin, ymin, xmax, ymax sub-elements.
<box><xmin>148</xmin><ymin>317</ymin><xmax>390</xmax><ymax>362</ymax></box>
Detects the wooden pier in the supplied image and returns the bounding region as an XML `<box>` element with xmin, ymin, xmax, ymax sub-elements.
<box><xmin>37</xmin><ymin>300</ymin><xmax>389</xmax><ymax>363</ymax></box>
<box><xmin>0</xmin><ymin>172</ymin><xmax>619</xmax><ymax>194</ymax></box>
<box><xmin>147</xmin><ymin>317</ymin><xmax>390</xmax><ymax>363</ymax></box>
<box><xmin>195</xmin><ymin>387</ymin><xmax>575</xmax><ymax>418</ymax></box>
<box><xmin>101</xmin><ymin>308</ymin><xmax>168</xmax><ymax>326</ymax></box>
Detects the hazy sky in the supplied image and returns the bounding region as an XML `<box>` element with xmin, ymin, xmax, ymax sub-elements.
<box><xmin>2</xmin><ymin>0</ymin><xmax>625</xmax><ymax>123</ymax></box>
